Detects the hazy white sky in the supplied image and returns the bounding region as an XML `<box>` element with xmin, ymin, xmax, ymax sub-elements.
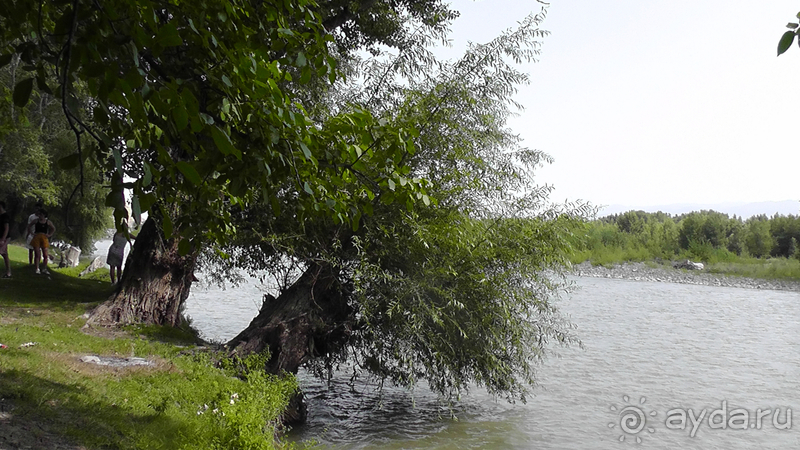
<box><xmin>443</xmin><ymin>0</ymin><xmax>800</xmax><ymax>210</ymax></box>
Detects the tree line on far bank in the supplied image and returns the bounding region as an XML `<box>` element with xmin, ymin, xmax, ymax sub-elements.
<box><xmin>576</xmin><ymin>209</ymin><xmax>800</xmax><ymax>266</ymax></box>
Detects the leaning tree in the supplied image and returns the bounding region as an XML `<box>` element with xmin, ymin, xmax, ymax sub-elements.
<box><xmin>207</xmin><ymin>9</ymin><xmax>588</xmax><ymax>421</ymax></box>
<box><xmin>1</xmin><ymin>0</ymin><xmax>454</xmax><ymax>326</ymax></box>
<box><xmin>1</xmin><ymin>0</ymin><xmax>587</xmax><ymax>422</ymax></box>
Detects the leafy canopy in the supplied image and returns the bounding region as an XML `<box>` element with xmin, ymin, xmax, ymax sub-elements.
<box><xmin>0</xmin><ymin>53</ymin><xmax>110</xmax><ymax>249</ymax></box>
<box><xmin>0</xmin><ymin>0</ymin><xmax>431</xmax><ymax>251</ymax></box>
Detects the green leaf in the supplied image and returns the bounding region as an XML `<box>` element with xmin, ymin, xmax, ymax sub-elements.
<box><xmin>778</xmin><ymin>31</ymin><xmax>795</xmax><ymax>56</ymax></box>
<box><xmin>156</xmin><ymin>23</ymin><xmax>183</xmax><ymax>47</ymax></box>
<box><xmin>176</xmin><ymin>161</ymin><xmax>202</xmax><ymax>185</ymax></box>
<box><xmin>300</xmin><ymin>66</ymin><xmax>311</xmax><ymax>84</ymax></box>
<box><xmin>422</xmin><ymin>195</ymin><xmax>431</xmax><ymax>206</ymax></box>
<box><xmin>182</xmin><ymin>89</ymin><xmax>199</xmax><ymax>117</ymax></box>
<box><xmin>104</xmin><ymin>189</ymin><xmax>124</xmax><ymax>209</ymax></box>
<box><xmin>131</xmin><ymin>195</ymin><xmax>142</xmax><ymax>225</ymax></box>
<box><xmin>173</xmin><ymin>104</ymin><xmax>189</xmax><ymax>131</ymax></box>
<box><xmin>211</xmin><ymin>127</ymin><xmax>241</xmax><ymax>158</ymax></box>
<box><xmin>57</xmin><ymin>153</ymin><xmax>81</xmax><ymax>170</ymax></box>
<box><xmin>199</xmin><ymin>113</ymin><xmax>215</xmax><ymax>125</ymax></box>
<box><xmin>36</xmin><ymin>67</ymin><xmax>53</xmax><ymax>95</ymax></box>
<box><xmin>178</xmin><ymin>238</ymin><xmax>192</xmax><ymax>256</ymax></box>
<box><xmin>112</xmin><ymin>147</ymin><xmax>124</xmax><ymax>173</ymax></box>
<box><xmin>0</xmin><ymin>54</ymin><xmax>13</xmax><ymax>68</ymax></box>
<box><xmin>66</xmin><ymin>94</ymin><xmax>81</xmax><ymax>116</ymax></box>
<box><xmin>93</xmin><ymin>105</ymin><xmax>108</xmax><ymax>125</ymax></box>
<box><xmin>162</xmin><ymin>212</ymin><xmax>174</xmax><ymax>238</ymax></box>
<box><xmin>387</xmin><ymin>179</ymin><xmax>396</xmax><ymax>191</ymax></box>
<box><xmin>270</xmin><ymin>195</ymin><xmax>281</xmax><ymax>216</ymax></box>
<box><xmin>299</xmin><ymin>142</ymin><xmax>312</xmax><ymax>161</ymax></box>
<box><xmin>13</xmin><ymin>78</ymin><xmax>34</xmax><ymax>107</ymax></box>
<box><xmin>143</xmin><ymin>163</ymin><xmax>153</xmax><ymax>187</ymax></box>
<box><xmin>137</xmin><ymin>192</ymin><xmax>156</xmax><ymax>214</ymax></box>
<box><xmin>303</xmin><ymin>181</ymin><xmax>314</xmax><ymax>196</ymax></box>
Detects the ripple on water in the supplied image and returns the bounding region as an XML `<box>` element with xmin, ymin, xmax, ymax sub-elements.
<box><xmin>184</xmin><ymin>276</ymin><xmax>800</xmax><ymax>449</ymax></box>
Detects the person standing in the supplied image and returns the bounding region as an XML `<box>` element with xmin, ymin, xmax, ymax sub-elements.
<box><xmin>0</xmin><ymin>202</ymin><xmax>11</xmax><ymax>278</ymax></box>
<box><xmin>27</xmin><ymin>210</ymin><xmax>55</xmax><ymax>275</ymax></box>
<box><xmin>106</xmin><ymin>228</ymin><xmax>134</xmax><ymax>284</ymax></box>
<box><xmin>25</xmin><ymin>202</ymin><xmax>42</xmax><ymax>265</ymax></box>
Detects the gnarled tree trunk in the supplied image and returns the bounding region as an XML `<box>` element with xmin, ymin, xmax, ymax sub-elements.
<box><xmin>226</xmin><ymin>261</ymin><xmax>354</xmax><ymax>424</ymax></box>
<box><xmin>86</xmin><ymin>216</ymin><xmax>196</xmax><ymax>327</ymax></box>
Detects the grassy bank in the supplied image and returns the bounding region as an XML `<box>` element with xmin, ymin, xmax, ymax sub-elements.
<box><xmin>0</xmin><ymin>245</ymin><xmax>297</xmax><ymax>450</ymax></box>
<box><xmin>571</xmin><ymin>244</ymin><xmax>800</xmax><ymax>281</ymax></box>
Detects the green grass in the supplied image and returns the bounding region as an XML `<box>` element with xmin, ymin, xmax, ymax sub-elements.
<box><xmin>571</xmin><ymin>241</ymin><xmax>800</xmax><ymax>281</ymax></box>
<box><xmin>570</xmin><ymin>244</ymin><xmax>652</xmax><ymax>267</ymax></box>
<box><xmin>0</xmin><ymin>245</ymin><xmax>298</xmax><ymax>449</ymax></box>
<box><xmin>705</xmin><ymin>257</ymin><xmax>800</xmax><ymax>280</ymax></box>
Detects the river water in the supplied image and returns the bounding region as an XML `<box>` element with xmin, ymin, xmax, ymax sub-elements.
<box><xmin>183</xmin><ymin>275</ymin><xmax>800</xmax><ymax>449</ymax></box>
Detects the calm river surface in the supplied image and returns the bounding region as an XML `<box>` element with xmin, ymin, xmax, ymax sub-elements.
<box><xmin>184</xmin><ymin>276</ymin><xmax>800</xmax><ymax>449</ymax></box>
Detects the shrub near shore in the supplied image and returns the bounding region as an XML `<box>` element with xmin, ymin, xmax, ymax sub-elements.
<box><xmin>0</xmin><ymin>245</ymin><xmax>297</xmax><ymax>450</ymax></box>
<box><xmin>573</xmin><ymin>210</ymin><xmax>800</xmax><ymax>281</ymax></box>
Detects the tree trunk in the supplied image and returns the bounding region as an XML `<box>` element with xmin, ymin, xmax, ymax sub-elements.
<box><xmin>86</xmin><ymin>216</ymin><xmax>196</xmax><ymax>327</ymax></box>
<box><xmin>226</xmin><ymin>261</ymin><xmax>354</xmax><ymax>424</ymax></box>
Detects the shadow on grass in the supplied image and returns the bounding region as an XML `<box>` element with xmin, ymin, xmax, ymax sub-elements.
<box><xmin>128</xmin><ymin>321</ymin><xmax>209</xmax><ymax>346</ymax></box>
<box><xmin>0</xmin><ymin>369</ymin><xmax>185</xmax><ymax>449</ymax></box>
<box><xmin>0</xmin><ymin>245</ymin><xmax>111</xmax><ymax>310</ymax></box>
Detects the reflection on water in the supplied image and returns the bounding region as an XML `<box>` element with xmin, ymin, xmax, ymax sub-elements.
<box><xmin>185</xmin><ymin>276</ymin><xmax>800</xmax><ymax>449</ymax></box>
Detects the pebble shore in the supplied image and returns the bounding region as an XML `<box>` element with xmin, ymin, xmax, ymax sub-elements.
<box><xmin>571</xmin><ymin>261</ymin><xmax>800</xmax><ymax>292</ymax></box>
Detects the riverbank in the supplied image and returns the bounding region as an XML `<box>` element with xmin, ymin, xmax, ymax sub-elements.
<box><xmin>572</xmin><ymin>260</ymin><xmax>800</xmax><ymax>292</ymax></box>
<box><xmin>0</xmin><ymin>245</ymin><xmax>296</xmax><ymax>450</ymax></box>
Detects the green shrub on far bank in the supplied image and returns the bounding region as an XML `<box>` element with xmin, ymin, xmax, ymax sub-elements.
<box><xmin>573</xmin><ymin>210</ymin><xmax>800</xmax><ymax>280</ymax></box>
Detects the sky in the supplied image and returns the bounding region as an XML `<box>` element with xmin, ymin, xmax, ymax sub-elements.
<box><xmin>440</xmin><ymin>0</ymin><xmax>800</xmax><ymax>213</ymax></box>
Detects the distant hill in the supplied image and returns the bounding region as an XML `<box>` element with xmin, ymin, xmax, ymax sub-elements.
<box><xmin>598</xmin><ymin>200</ymin><xmax>799</xmax><ymax>219</ymax></box>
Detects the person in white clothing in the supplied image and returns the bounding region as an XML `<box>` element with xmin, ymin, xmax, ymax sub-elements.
<box><xmin>107</xmin><ymin>227</ymin><xmax>135</xmax><ymax>284</ymax></box>
<box><xmin>25</xmin><ymin>202</ymin><xmax>43</xmax><ymax>265</ymax></box>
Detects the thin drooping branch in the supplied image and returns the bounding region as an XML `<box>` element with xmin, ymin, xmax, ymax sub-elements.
<box><xmin>59</xmin><ymin>0</ymin><xmax>85</xmax><ymax>201</ymax></box>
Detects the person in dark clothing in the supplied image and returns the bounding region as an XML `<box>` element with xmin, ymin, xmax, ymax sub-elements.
<box><xmin>0</xmin><ymin>201</ymin><xmax>10</xmax><ymax>278</ymax></box>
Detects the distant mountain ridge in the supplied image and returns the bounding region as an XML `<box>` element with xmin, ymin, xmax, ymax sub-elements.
<box><xmin>598</xmin><ymin>200</ymin><xmax>799</xmax><ymax>219</ymax></box>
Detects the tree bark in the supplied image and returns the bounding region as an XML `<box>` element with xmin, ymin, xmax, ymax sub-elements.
<box><xmin>226</xmin><ymin>261</ymin><xmax>354</xmax><ymax>424</ymax></box>
<box><xmin>86</xmin><ymin>216</ymin><xmax>196</xmax><ymax>327</ymax></box>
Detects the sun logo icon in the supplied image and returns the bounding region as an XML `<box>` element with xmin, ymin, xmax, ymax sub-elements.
<box><xmin>608</xmin><ymin>395</ymin><xmax>657</xmax><ymax>443</ymax></box>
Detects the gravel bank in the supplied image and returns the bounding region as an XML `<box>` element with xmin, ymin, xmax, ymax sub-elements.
<box><xmin>571</xmin><ymin>261</ymin><xmax>800</xmax><ymax>292</ymax></box>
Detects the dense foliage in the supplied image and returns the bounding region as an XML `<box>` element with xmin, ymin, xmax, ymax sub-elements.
<box><xmin>208</xmin><ymin>9</ymin><xmax>589</xmax><ymax>400</ymax></box>
<box><xmin>0</xmin><ymin>54</ymin><xmax>110</xmax><ymax>250</ymax></box>
<box><xmin>2</xmin><ymin>0</ymin><xmax>587</xmax><ymax>404</ymax></box>
<box><xmin>0</xmin><ymin>0</ymin><xmax>442</xmax><ymax>252</ymax></box>
<box><xmin>578</xmin><ymin>209</ymin><xmax>800</xmax><ymax>266</ymax></box>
